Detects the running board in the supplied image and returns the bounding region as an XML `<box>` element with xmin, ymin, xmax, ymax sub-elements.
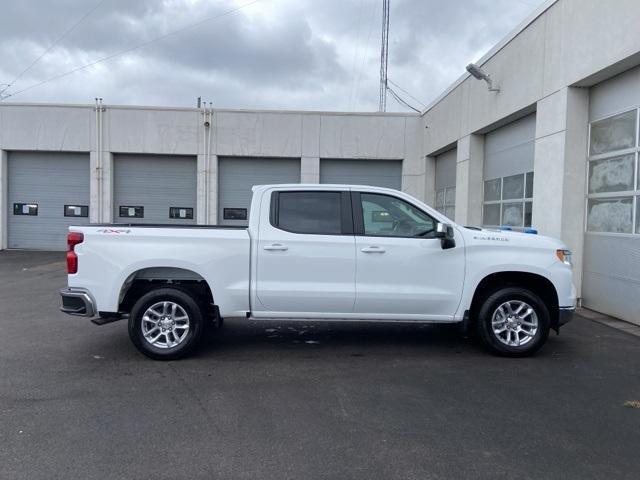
<box><xmin>91</xmin><ymin>314</ymin><xmax>127</xmax><ymax>326</ymax></box>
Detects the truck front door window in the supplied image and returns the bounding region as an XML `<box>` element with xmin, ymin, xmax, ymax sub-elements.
<box><xmin>360</xmin><ymin>193</ymin><xmax>435</xmax><ymax>237</ymax></box>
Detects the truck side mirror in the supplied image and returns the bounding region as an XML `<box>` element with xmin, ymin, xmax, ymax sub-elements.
<box><xmin>435</xmin><ymin>222</ymin><xmax>456</xmax><ymax>249</ymax></box>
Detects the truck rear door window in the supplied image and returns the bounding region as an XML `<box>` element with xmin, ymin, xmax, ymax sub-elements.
<box><xmin>275</xmin><ymin>191</ymin><xmax>343</xmax><ymax>234</ymax></box>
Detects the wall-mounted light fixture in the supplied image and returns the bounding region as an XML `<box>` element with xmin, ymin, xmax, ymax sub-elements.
<box><xmin>466</xmin><ymin>63</ymin><xmax>500</xmax><ymax>92</ymax></box>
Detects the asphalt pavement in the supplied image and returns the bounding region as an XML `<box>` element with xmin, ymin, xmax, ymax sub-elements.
<box><xmin>1</xmin><ymin>250</ymin><xmax>639</xmax><ymax>480</ymax></box>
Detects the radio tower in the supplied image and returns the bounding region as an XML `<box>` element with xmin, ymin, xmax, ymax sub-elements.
<box><xmin>379</xmin><ymin>0</ymin><xmax>390</xmax><ymax>112</ymax></box>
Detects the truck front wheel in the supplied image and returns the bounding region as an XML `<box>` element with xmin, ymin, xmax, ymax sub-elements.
<box><xmin>476</xmin><ymin>287</ymin><xmax>550</xmax><ymax>357</ymax></box>
<box><xmin>128</xmin><ymin>287</ymin><xmax>205</xmax><ymax>360</ymax></box>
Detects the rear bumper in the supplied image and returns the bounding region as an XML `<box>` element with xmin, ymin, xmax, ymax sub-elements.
<box><xmin>557</xmin><ymin>306</ymin><xmax>575</xmax><ymax>326</ymax></box>
<box><xmin>60</xmin><ymin>288</ymin><xmax>96</xmax><ymax>317</ymax></box>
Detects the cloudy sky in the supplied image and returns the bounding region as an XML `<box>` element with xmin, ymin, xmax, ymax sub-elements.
<box><xmin>0</xmin><ymin>0</ymin><xmax>545</xmax><ymax>111</ymax></box>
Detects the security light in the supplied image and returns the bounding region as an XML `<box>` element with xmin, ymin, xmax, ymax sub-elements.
<box><xmin>466</xmin><ymin>63</ymin><xmax>500</xmax><ymax>92</ymax></box>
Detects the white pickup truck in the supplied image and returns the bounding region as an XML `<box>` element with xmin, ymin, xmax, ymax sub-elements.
<box><xmin>60</xmin><ymin>184</ymin><xmax>576</xmax><ymax>360</ymax></box>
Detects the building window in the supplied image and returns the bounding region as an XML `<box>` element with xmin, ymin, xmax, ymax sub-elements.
<box><xmin>169</xmin><ymin>207</ymin><xmax>194</xmax><ymax>220</ymax></box>
<box><xmin>482</xmin><ymin>172</ymin><xmax>534</xmax><ymax>227</ymax></box>
<box><xmin>587</xmin><ymin>109</ymin><xmax>640</xmax><ymax>234</ymax></box>
<box><xmin>435</xmin><ymin>187</ymin><xmax>455</xmax><ymax>219</ymax></box>
<box><xmin>223</xmin><ymin>208</ymin><xmax>247</xmax><ymax>221</ymax></box>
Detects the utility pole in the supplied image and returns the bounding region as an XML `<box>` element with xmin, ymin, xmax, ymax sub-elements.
<box><xmin>379</xmin><ymin>0</ymin><xmax>390</xmax><ymax>112</ymax></box>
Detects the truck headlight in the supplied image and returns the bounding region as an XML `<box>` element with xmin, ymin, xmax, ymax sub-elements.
<box><xmin>556</xmin><ymin>249</ymin><xmax>572</xmax><ymax>267</ymax></box>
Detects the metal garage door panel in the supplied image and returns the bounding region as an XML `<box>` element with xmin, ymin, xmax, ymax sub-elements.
<box><xmin>113</xmin><ymin>154</ymin><xmax>197</xmax><ymax>225</ymax></box>
<box><xmin>320</xmin><ymin>159</ymin><xmax>402</xmax><ymax>190</ymax></box>
<box><xmin>8</xmin><ymin>152</ymin><xmax>90</xmax><ymax>250</ymax></box>
<box><xmin>218</xmin><ymin>157</ymin><xmax>301</xmax><ymax>226</ymax></box>
<box><xmin>582</xmin><ymin>234</ymin><xmax>640</xmax><ymax>325</ymax></box>
<box><xmin>484</xmin><ymin>114</ymin><xmax>535</xmax><ymax>180</ymax></box>
<box><xmin>435</xmin><ymin>149</ymin><xmax>457</xmax><ymax>190</ymax></box>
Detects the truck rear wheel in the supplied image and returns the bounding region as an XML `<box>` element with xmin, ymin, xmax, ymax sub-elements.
<box><xmin>128</xmin><ymin>287</ymin><xmax>205</xmax><ymax>360</ymax></box>
<box><xmin>475</xmin><ymin>287</ymin><xmax>550</xmax><ymax>357</ymax></box>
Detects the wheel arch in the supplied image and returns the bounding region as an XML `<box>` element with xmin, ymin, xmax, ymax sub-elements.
<box><xmin>468</xmin><ymin>271</ymin><xmax>559</xmax><ymax>330</ymax></box>
<box><xmin>117</xmin><ymin>266</ymin><xmax>215</xmax><ymax>314</ymax></box>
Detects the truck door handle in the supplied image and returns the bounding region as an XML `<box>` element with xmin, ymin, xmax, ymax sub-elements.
<box><xmin>263</xmin><ymin>244</ymin><xmax>288</xmax><ymax>251</ymax></box>
<box><xmin>361</xmin><ymin>246</ymin><xmax>385</xmax><ymax>253</ymax></box>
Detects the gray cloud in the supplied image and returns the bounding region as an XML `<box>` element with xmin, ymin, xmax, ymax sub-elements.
<box><xmin>0</xmin><ymin>0</ymin><xmax>545</xmax><ymax>110</ymax></box>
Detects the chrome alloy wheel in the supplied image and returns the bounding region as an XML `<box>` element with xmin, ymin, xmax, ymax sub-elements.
<box><xmin>491</xmin><ymin>300</ymin><xmax>538</xmax><ymax>347</ymax></box>
<box><xmin>141</xmin><ymin>301</ymin><xmax>190</xmax><ymax>349</ymax></box>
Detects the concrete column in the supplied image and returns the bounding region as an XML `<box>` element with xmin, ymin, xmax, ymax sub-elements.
<box><xmin>208</xmin><ymin>154</ymin><xmax>218</xmax><ymax>224</ymax></box>
<box><xmin>401</xmin><ymin>155</ymin><xmax>427</xmax><ymax>200</ymax></box>
<box><xmin>301</xmin><ymin>157</ymin><xmax>320</xmax><ymax>183</ymax></box>
<box><xmin>89</xmin><ymin>150</ymin><xmax>112</xmax><ymax>223</ymax></box>
<box><xmin>301</xmin><ymin>114</ymin><xmax>321</xmax><ymax>185</ymax></box>
<box><xmin>101</xmin><ymin>152</ymin><xmax>113</xmax><ymax>223</ymax></box>
<box><xmin>0</xmin><ymin>150</ymin><xmax>7</xmax><ymax>249</ymax></box>
<box><xmin>89</xmin><ymin>151</ymin><xmax>100</xmax><ymax>223</ymax></box>
<box><xmin>424</xmin><ymin>155</ymin><xmax>436</xmax><ymax>206</ymax></box>
<box><xmin>532</xmin><ymin>87</ymin><xmax>589</xmax><ymax>296</ymax></box>
<box><xmin>197</xmin><ymin>153</ymin><xmax>218</xmax><ymax>224</ymax></box>
<box><xmin>196</xmin><ymin>153</ymin><xmax>207</xmax><ymax>225</ymax></box>
<box><xmin>401</xmin><ymin>116</ymin><xmax>427</xmax><ymax>201</ymax></box>
<box><xmin>454</xmin><ymin>134</ymin><xmax>484</xmax><ymax>225</ymax></box>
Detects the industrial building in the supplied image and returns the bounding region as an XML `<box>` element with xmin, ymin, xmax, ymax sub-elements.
<box><xmin>1</xmin><ymin>0</ymin><xmax>639</xmax><ymax>325</ymax></box>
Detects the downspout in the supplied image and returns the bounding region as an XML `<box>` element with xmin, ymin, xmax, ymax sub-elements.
<box><xmin>98</xmin><ymin>98</ymin><xmax>103</xmax><ymax>222</ymax></box>
<box><xmin>202</xmin><ymin>103</ymin><xmax>209</xmax><ymax>223</ymax></box>
<box><xmin>94</xmin><ymin>98</ymin><xmax>101</xmax><ymax>223</ymax></box>
<box><xmin>206</xmin><ymin>103</ymin><xmax>213</xmax><ymax>224</ymax></box>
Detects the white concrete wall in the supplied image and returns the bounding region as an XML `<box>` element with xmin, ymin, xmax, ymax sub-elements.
<box><xmin>423</xmin><ymin>0</ymin><xmax>640</xmax><ymax>156</ymax></box>
<box><xmin>0</xmin><ymin>105</ymin><xmax>93</xmax><ymax>152</ymax></box>
<box><xmin>0</xmin><ymin>103</ymin><xmax>421</xmax><ymax>231</ymax></box>
<box><xmin>532</xmin><ymin>87</ymin><xmax>589</xmax><ymax>293</ymax></box>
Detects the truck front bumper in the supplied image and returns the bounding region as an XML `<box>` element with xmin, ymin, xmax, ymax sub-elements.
<box><xmin>60</xmin><ymin>288</ymin><xmax>96</xmax><ymax>317</ymax></box>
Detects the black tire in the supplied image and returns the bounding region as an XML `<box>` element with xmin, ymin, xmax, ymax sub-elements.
<box><xmin>128</xmin><ymin>287</ymin><xmax>205</xmax><ymax>360</ymax></box>
<box><xmin>475</xmin><ymin>287</ymin><xmax>550</xmax><ymax>357</ymax></box>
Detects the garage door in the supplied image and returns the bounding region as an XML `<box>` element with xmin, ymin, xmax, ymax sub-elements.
<box><xmin>434</xmin><ymin>148</ymin><xmax>457</xmax><ymax>218</ymax></box>
<box><xmin>319</xmin><ymin>159</ymin><xmax>402</xmax><ymax>190</ymax></box>
<box><xmin>482</xmin><ymin>114</ymin><xmax>536</xmax><ymax>228</ymax></box>
<box><xmin>113</xmin><ymin>154</ymin><xmax>197</xmax><ymax>224</ymax></box>
<box><xmin>8</xmin><ymin>152</ymin><xmax>90</xmax><ymax>250</ymax></box>
<box><xmin>583</xmin><ymin>66</ymin><xmax>640</xmax><ymax>325</ymax></box>
<box><xmin>218</xmin><ymin>157</ymin><xmax>301</xmax><ymax>225</ymax></box>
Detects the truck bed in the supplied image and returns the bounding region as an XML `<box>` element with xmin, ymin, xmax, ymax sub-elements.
<box><xmin>68</xmin><ymin>224</ymin><xmax>251</xmax><ymax>316</ymax></box>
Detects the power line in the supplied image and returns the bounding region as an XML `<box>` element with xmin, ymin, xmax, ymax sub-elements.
<box><xmin>0</xmin><ymin>0</ymin><xmax>107</xmax><ymax>96</ymax></box>
<box><xmin>378</xmin><ymin>0</ymin><xmax>390</xmax><ymax>111</ymax></box>
<box><xmin>387</xmin><ymin>78</ymin><xmax>425</xmax><ymax>107</ymax></box>
<box><xmin>386</xmin><ymin>85</ymin><xmax>420</xmax><ymax>112</ymax></box>
<box><xmin>1</xmin><ymin>0</ymin><xmax>262</xmax><ymax>101</ymax></box>
<box><xmin>387</xmin><ymin>86</ymin><xmax>419</xmax><ymax>112</ymax></box>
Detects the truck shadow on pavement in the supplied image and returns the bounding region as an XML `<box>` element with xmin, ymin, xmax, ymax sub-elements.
<box><xmin>195</xmin><ymin>319</ymin><xmax>494</xmax><ymax>359</ymax></box>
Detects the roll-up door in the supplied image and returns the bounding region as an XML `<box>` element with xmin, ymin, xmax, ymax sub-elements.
<box><xmin>8</xmin><ymin>151</ymin><xmax>90</xmax><ymax>250</ymax></box>
<box><xmin>482</xmin><ymin>114</ymin><xmax>536</xmax><ymax>228</ymax></box>
<box><xmin>434</xmin><ymin>148</ymin><xmax>457</xmax><ymax>218</ymax></box>
<box><xmin>583</xmin><ymin>66</ymin><xmax>640</xmax><ymax>325</ymax></box>
<box><xmin>218</xmin><ymin>157</ymin><xmax>301</xmax><ymax>225</ymax></box>
<box><xmin>113</xmin><ymin>154</ymin><xmax>197</xmax><ymax>224</ymax></box>
<box><xmin>319</xmin><ymin>159</ymin><xmax>402</xmax><ymax>190</ymax></box>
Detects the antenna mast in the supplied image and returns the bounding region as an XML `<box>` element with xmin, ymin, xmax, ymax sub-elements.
<box><xmin>379</xmin><ymin>0</ymin><xmax>390</xmax><ymax>112</ymax></box>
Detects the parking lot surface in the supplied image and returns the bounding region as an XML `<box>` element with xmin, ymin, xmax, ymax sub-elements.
<box><xmin>1</xmin><ymin>250</ymin><xmax>639</xmax><ymax>480</ymax></box>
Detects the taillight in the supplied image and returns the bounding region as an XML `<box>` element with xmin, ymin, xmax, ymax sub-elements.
<box><xmin>67</xmin><ymin>232</ymin><xmax>84</xmax><ymax>274</ymax></box>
